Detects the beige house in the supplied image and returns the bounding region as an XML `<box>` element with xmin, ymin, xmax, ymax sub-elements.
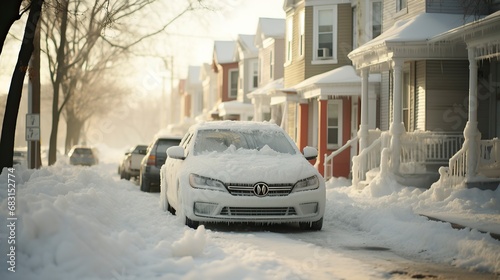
<box><xmin>344</xmin><ymin>0</ymin><xmax>500</xmax><ymax>188</ymax></box>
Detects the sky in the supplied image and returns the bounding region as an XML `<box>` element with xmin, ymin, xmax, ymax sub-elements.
<box><xmin>0</xmin><ymin>141</ymin><xmax>499</xmax><ymax>280</ymax></box>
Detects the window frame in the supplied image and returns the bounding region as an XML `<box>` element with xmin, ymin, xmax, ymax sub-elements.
<box><xmin>298</xmin><ymin>9</ymin><xmax>305</xmax><ymax>58</ymax></box>
<box><xmin>285</xmin><ymin>15</ymin><xmax>293</xmax><ymax>65</ymax></box>
<box><xmin>370</xmin><ymin>0</ymin><xmax>382</xmax><ymax>39</ymax></box>
<box><xmin>228</xmin><ymin>69</ymin><xmax>238</xmax><ymax>98</ymax></box>
<box><xmin>327</xmin><ymin>99</ymin><xmax>343</xmax><ymax>149</ymax></box>
<box><xmin>312</xmin><ymin>5</ymin><xmax>338</xmax><ymax>65</ymax></box>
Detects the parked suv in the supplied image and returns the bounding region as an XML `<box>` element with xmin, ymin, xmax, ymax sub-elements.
<box><xmin>139</xmin><ymin>135</ymin><xmax>182</xmax><ymax>192</ymax></box>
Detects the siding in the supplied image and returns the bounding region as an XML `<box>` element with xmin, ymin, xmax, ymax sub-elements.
<box><xmin>380</xmin><ymin>70</ymin><xmax>390</xmax><ymax>130</ymax></box>
<box><xmin>284</xmin><ymin>4</ymin><xmax>353</xmax><ymax>87</ymax></box>
<box><xmin>425</xmin><ymin>60</ymin><xmax>469</xmax><ymax>132</ymax></box>
<box><xmin>382</xmin><ymin>0</ymin><xmax>425</xmax><ymax>33</ymax></box>
<box><xmin>425</xmin><ymin>0</ymin><xmax>468</xmax><ymax>14</ymax></box>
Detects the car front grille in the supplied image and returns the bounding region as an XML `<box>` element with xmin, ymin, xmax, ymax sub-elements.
<box><xmin>219</xmin><ymin>207</ymin><xmax>297</xmax><ymax>216</ymax></box>
<box><xmin>227</xmin><ymin>183</ymin><xmax>293</xmax><ymax>196</ymax></box>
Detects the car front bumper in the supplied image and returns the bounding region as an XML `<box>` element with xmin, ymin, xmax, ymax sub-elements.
<box><xmin>180</xmin><ymin>186</ymin><xmax>325</xmax><ymax>224</ymax></box>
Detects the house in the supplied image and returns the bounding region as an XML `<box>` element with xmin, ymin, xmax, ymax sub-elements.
<box><xmin>199</xmin><ymin>62</ymin><xmax>218</xmax><ymax>121</ymax></box>
<box><xmin>211</xmin><ymin>40</ymin><xmax>253</xmax><ymax>121</ymax></box>
<box><xmin>343</xmin><ymin>0</ymin><xmax>500</xmax><ymax>188</ymax></box>
<box><xmin>247</xmin><ymin>17</ymin><xmax>286</xmax><ymax>123</ymax></box>
<box><xmin>184</xmin><ymin>65</ymin><xmax>203</xmax><ymax>119</ymax></box>
<box><xmin>281</xmin><ymin>0</ymin><xmax>380</xmax><ymax>178</ymax></box>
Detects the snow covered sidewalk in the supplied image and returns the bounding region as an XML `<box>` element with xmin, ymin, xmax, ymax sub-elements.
<box><xmin>0</xmin><ymin>162</ymin><xmax>498</xmax><ymax>279</ymax></box>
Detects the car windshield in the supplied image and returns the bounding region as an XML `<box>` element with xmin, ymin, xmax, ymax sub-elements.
<box><xmin>74</xmin><ymin>148</ymin><xmax>93</xmax><ymax>155</ymax></box>
<box><xmin>193</xmin><ymin>129</ymin><xmax>296</xmax><ymax>155</ymax></box>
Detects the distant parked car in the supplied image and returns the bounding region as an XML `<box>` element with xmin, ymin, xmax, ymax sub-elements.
<box><xmin>160</xmin><ymin>121</ymin><xmax>326</xmax><ymax>230</ymax></box>
<box><xmin>139</xmin><ymin>136</ymin><xmax>182</xmax><ymax>192</ymax></box>
<box><xmin>119</xmin><ymin>145</ymin><xmax>148</xmax><ymax>180</ymax></box>
<box><xmin>68</xmin><ymin>146</ymin><xmax>98</xmax><ymax>166</ymax></box>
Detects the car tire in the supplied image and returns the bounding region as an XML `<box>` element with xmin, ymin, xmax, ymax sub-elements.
<box><xmin>299</xmin><ymin>217</ymin><xmax>323</xmax><ymax>231</ymax></box>
<box><xmin>185</xmin><ymin>217</ymin><xmax>199</xmax><ymax>229</ymax></box>
<box><xmin>140</xmin><ymin>175</ymin><xmax>150</xmax><ymax>192</ymax></box>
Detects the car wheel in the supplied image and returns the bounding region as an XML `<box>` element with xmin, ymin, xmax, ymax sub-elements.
<box><xmin>299</xmin><ymin>217</ymin><xmax>323</xmax><ymax>231</ymax></box>
<box><xmin>140</xmin><ymin>175</ymin><xmax>150</xmax><ymax>192</ymax></box>
<box><xmin>185</xmin><ymin>217</ymin><xmax>199</xmax><ymax>229</ymax></box>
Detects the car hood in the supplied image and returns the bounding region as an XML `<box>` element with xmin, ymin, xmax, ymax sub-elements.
<box><xmin>182</xmin><ymin>150</ymin><xmax>319</xmax><ymax>184</ymax></box>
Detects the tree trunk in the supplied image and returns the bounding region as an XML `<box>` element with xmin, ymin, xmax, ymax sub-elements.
<box><xmin>48</xmin><ymin>0</ymin><xmax>69</xmax><ymax>165</ymax></box>
<box><xmin>0</xmin><ymin>0</ymin><xmax>44</xmax><ymax>172</ymax></box>
<box><xmin>0</xmin><ymin>0</ymin><xmax>23</xmax><ymax>56</ymax></box>
<box><xmin>65</xmin><ymin>110</ymin><xmax>83</xmax><ymax>154</ymax></box>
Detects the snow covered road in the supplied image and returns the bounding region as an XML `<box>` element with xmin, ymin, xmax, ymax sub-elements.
<box><xmin>0</xmin><ymin>161</ymin><xmax>499</xmax><ymax>279</ymax></box>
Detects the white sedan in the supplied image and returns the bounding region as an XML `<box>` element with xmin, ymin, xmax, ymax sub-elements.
<box><xmin>160</xmin><ymin>121</ymin><xmax>326</xmax><ymax>230</ymax></box>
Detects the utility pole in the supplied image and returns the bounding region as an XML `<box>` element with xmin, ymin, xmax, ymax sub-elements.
<box><xmin>27</xmin><ymin>12</ymin><xmax>42</xmax><ymax>169</ymax></box>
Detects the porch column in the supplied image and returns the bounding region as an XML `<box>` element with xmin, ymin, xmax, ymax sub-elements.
<box><xmin>317</xmin><ymin>97</ymin><xmax>328</xmax><ymax>176</ymax></box>
<box><xmin>390</xmin><ymin>59</ymin><xmax>405</xmax><ymax>173</ymax></box>
<box><xmin>465</xmin><ymin>46</ymin><xmax>481</xmax><ymax>180</ymax></box>
<box><xmin>359</xmin><ymin>68</ymin><xmax>369</xmax><ymax>151</ymax></box>
<box><xmin>297</xmin><ymin>100</ymin><xmax>309</xmax><ymax>151</ymax></box>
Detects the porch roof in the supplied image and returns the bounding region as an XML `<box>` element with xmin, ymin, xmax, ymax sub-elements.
<box><xmin>247</xmin><ymin>78</ymin><xmax>283</xmax><ymax>98</ymax></box>
<box><xmin>429</xmin><ymin>11</ymin><xmax>500</xmax><ymax>60</ymax></box>
<box><xmin>289</xmin><ymin>65</ymin><xmax>380</xmax><ymax>99</ymax></box>
<box><xmin>217</xmin><ymin>100</ymin><xmax>254</xmax><ymax>116</ymax></box>
<box><xmin>348</xmin><ymin>13</ymin><xmax>476</xmax><ymax>70</ymax></box>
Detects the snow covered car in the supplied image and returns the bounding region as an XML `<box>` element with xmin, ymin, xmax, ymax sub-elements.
<box><xmin>119</xmin><ymin>145</ymin><xmax>148</xmax><ymax>180</ymax></box>
<box><xmin>160</xmin><ymin>121</ymin><xmax>326</xmax><ymax>230</ymax></box>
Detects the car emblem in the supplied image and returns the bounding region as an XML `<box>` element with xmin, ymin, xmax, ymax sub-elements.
<box><xmin>253</xmin><ymin>182</ymin><xmax>269</xmax><ymax>197</ymax></box>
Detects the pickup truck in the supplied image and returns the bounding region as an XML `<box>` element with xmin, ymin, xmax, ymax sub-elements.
<box><xmin>119</xmin><ymin>145</ymin><xmax>148</xmax><ymax>180</ymax></box>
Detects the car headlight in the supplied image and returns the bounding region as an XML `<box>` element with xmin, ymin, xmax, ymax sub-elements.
<box><xmin>189</xmin><ymin>173</ymin><xmax>227</xmax><ymax>192</ymax></box>
<box><xmin>292</xmin><ymin>175</ymin><xmax>319</xmax><ymax>192</ymax></box>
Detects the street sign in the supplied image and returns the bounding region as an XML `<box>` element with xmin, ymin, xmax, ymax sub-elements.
<box><xmin>26</xmin><ymin>127</ymin><xmax>40</xmax><ymax>141</ymax></box>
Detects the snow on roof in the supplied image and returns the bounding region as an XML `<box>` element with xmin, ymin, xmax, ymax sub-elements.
<box><xmin>258</xmin><ymin>17</ymin><xmax>285</xmax><ymax>38</ymax></box>
<box><xmin>218</xmin><ymin>100</ymin><xmax>254</xmax><ymax>116</ymax></box>
<box><xmin>238</xmin><ymin>34</ymin><xmax>258</xmax><ymax>53</ymax></box>
<box><xmin>247</xmin><ymin>78</ymin><xmax>283</xmax><ymax>96</ymax></box>
<box><xmin>214</xmin><ymin>41</ymin><xmax>237</xmax><ymax>64</ymax></box>
<box><xmin>291</xmin><ymin>65</ymin><xmax>380</xmax><ymax>90</ymax></box>
<box><xmin>350</xmin><ymin>13</ymin><xmax>476</xmax><ymax>58</ymax></box>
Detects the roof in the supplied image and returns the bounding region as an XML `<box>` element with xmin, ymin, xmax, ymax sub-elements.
<box><xmin>349</xmin><ymin>13</ymin><xmax>477</xmax><ymax>65</ymax></box>
<box><xmin>428</xmin><ymin>12</ymin><xmax>500</xmax><ymax>60</ymax></box>
<box><xmin>255</xmin><ymin>17</ymin><xmax>285</xmax><ymax>48</ymax></box>
<box><xmin>214</xmin><ymin>41</ymin><xmax>237</xmax><ymax>64</ymax></box>
<box><xmin>291</xmin><ymin>65</ymin><xmax>380</xmax><ymax>90</ymax></box>
<box><xmin>247</xmin><ymin>78</ymin><xmax>283</xmax><ymax>97</ymax></box>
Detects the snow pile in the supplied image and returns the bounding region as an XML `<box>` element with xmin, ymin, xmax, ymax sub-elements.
<box><xmin>171</xmin><ymin>226</ymin><xmax>207</xmax><ymax>257</ymax></box>
<box><xmin>326</xmin><ymin>176</ymin><xmax>500</xmax><ymax>273</ymax></box>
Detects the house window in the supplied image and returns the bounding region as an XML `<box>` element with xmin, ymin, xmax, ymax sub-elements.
<box><xmin>397</xmin><ymin>0</ymin><xmax>407</xmax><ymax>12</ymax></box>
<box><xmin>286</xmin><ymin>16</ymin><xmax>293</xmax><ymax>63</ymax></box>
<box><xmin>402</xmin><ymin>72</ymin><xmax>411</xmax><ymax>132</ymax></box>
<box><xmin>229</xmin><ymin>69</ymin><xmax>238</xmax><ymax>98</ymax></box>
<box><xmin>371</xmin><ymin>1</ymin><xmax>382</xmax><ymax>39</ymax></box>
<box><xmin>299</xmin><ymin>9</ymin><xmax>305</xmax><ymax>57</ymax></box>
<box><xmin>252</xmin><ymin>61</ymin><xmax>258</xmax><ymax>89</ymax></box>
<box><xmin>313</xmin><ymin>5</ymin><xmax>337</xmax><ymax>62</ymax></box>
<box><xmin>269</xmin><ymin>50</ymin><xmax>273</xmax><ymax>79</ymax></box>
<box><xmin>327</xmin><ymin>100</ymin><xmax>342</xmax><ymax>148</ymax></box>
<box><xmin>258</xmin><ymin>57</ymin><xmax>262</xmax><ymax>84</ymax></box>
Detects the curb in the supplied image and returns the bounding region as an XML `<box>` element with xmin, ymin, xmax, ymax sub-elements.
<box><xmin>420</xmin><ymin>215</ymin><xmax>500</xmax><ymax>241</ymax></box>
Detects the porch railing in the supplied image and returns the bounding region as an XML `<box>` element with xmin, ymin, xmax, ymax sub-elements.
<box><xmin>439</xmin><ymin>138</ymin><xmax>499</xmax><ymax>187</ymax></box>
<box><xmin>400</xmin><ymin>132</ymin><xmax>464</xmax><ymax>173</ymax></box>
<box><xmin>323</xmin><ymin>136</ymin><xmax>358</xmax><ymax>181</ymax></box>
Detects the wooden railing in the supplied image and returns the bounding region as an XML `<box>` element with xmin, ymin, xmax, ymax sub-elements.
<box><xmin>323</xmin><ymin>136</ymin><xmax>358</xmax><ymax>181</ymax></box>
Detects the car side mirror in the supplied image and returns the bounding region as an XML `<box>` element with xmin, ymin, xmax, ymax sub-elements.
<box><xmin>303</xmin><ymin>146</ymin><xmax>318</xmax><ymax>160</ymax></box>
<box><xmin>167</xmin><ymin>146</ymin><xmax>185</xmax><ymax>160</ymax></box>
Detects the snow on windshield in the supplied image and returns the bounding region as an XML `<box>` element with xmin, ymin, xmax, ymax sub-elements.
<box><xmin>193</xmin><ymin>129</ymin><xmax>296</xmax><ymax>156</ymax></box>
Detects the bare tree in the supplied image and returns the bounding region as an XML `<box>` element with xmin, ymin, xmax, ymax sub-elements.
<box><xmin>42</xmin><ymin>0</ymin><xmax>209</xmax><ymax>165</ymax></box>
<box><xmin>0</xmin><ymin>0</ymin><xmax>44</xmax><ymax>172</ymax></box>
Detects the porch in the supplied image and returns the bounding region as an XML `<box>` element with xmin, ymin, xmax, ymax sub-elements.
<box><xmin>324</xmin><ymin>131</ymin><xmax>500</xmax><ymax>189</ymax></box>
